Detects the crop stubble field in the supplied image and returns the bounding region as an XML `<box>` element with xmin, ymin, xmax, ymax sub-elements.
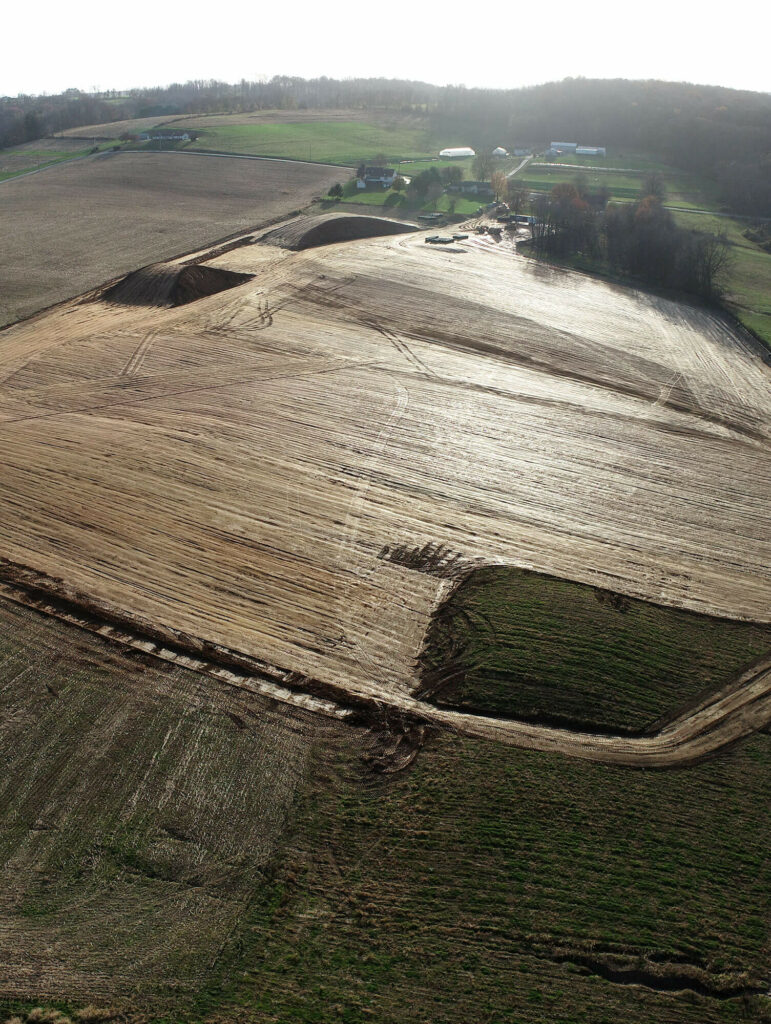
<box><xmin>0</xmin><ymin>595</ymin><xmax>323</xmax><ymax>1005</ymax></box>
<box><xmin>1</xmin><ymin>212</ymin><xmax>770</xmax><ymax>1017</ymax></box>
<box><xmin>0</xmin><ymin>152</ymin><xmax>346</xmax><ymax>327</ymax></box>
<box><xmin>1</xmin><ymin>221</ymin><xmax>768</xmax><ymax>696</ymax></box>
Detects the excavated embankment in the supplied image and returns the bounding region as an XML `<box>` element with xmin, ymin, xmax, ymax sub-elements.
<box><xmin>261</xmin><ymin>212</ymin><xmax>418</xmax><ymax>250</ymax></box>
<box><xmin>101</xmin><ymin>262</ymin><xmax>254</xmax><ymax>307</ymax></box>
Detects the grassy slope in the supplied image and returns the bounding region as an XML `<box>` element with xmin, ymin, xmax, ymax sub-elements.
<box><xmin>335</xmin><ymin>190</ymin><xmax>483</xmax><ymax>216</ymax></box>
<box><xmin>184</xmin><ymin>121</ymin><xmax>436</xmax><ymax>166</ymax></box>
<box><xmin>420</xmin><ymin>567</ymin><xmax>771</xmax><ymax>732</ymax></box>
<box><xmin>195</xmin><ymin>726</ymin><xmax>771</xmax><ymax>1024</ymax></box>
<box><xmin>0</xmin><ymin>143</ymin><xmax>116</xmax><ymax>181</ymax></box>
<box><xmin>672</xmin><ymin>211</ymin><xmax>771</xmax><ymax>348</ymax></box>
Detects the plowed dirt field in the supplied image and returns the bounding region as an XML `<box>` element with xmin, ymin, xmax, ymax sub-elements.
<box><xmin>0</xmin><ymin>221</ymin><xmax>769</xmax><ymax>760</ymax></box>
<box><xmin>0</xmin><ymin>152</ymin><xmax>346</xmax><ymax>327</ymax></box>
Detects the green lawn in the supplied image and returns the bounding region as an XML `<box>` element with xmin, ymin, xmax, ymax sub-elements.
<box><xmin>420</xmin><ymin>567</ymin><xmax>771</xmax><ymax>732</ymax></box>
<box><xmin>335</xmin><ymin>187</ymin><xmax>483</xmax><ymax>217</ymax></box>
<box><xmin>520</xmin><ymin>165</ymin><xmax>719</xmax><ymax>211</ymax></box>
<box><xmin>182</xmin><ymin>120</ymin><xmax>438</xmax><ymax>166</ymax></box>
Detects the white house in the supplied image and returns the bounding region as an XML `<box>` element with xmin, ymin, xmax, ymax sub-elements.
<box><xmin>356</xmin><ymin>166</ymin><xmax>397</xmax><ymax>189</ymax></box>
<box><xmin>492</xmin><ymin>146</ymin><xmax>509</xmax><ymax>158</ymax></box>
<box><xmin>439</xmin><ymin>147</ymin><xmax>475</xmax><ymax>159</ymax></box>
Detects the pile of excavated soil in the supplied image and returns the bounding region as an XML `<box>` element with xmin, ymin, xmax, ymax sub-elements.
<box><xmin>101</xmin><ymin>262</ymin><xmax>253</xmax><ymax>307</ymax></box>
<box><xmin>261</xmin><ymin>212</ymin><xmax>417</xmax><ymax>251</ymax></box>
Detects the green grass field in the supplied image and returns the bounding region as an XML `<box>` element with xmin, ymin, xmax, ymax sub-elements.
<box><xmin>672</xmin><ymin>211</ymin><xmax>771</xmax><ymax>348</ymax></box>
<box><xmin>333</xmin><ymin>188</ymin><xmax>483</xmax><ymax>216</ymax></box>
<box><xmin>537</xmin><ymin>151</ymin><xmax>681</xmax><ymax>171</ymax></box>
<box><xmin>188</xmin><ymin>724</ymin><xmax>771</xmax><ymax>1024</ymax></box>
<box><xmin>420</xmin><ymin>567</ymin><xmax>771</xmax><ymax>732</ymax></box>
<box><xmin>518</xmin><ymin>168</ymin><xmax>718</xmax><ymax>210</ymax></box>
<box><xmin>181</xmin><ymin>121</ymin><xmax>437</xmax><ymax>166</ymax></box>
<box><xmin>0</xmin><ymin>143</ymin><xmax>115</xmax><ymax>181</ymax></box>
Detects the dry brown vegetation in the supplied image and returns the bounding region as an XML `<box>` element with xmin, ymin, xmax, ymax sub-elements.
<box><xmin>1</xmin><ymin>211</ymin><xmax>769</xmax><ymax>1019</ymax></box>
<box><xmin>0</xmin><ymin>153</ymin><xmax>344</xmax><ymax>327</ymax></box>
<box><xmin>0</xmin><ymin>218</ymin><xmax>768</xmax><ymax>755</ymax></box>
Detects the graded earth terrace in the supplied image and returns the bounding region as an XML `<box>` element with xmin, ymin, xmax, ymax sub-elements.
<box><xmin>1</xmin><ymin>210</ymin><xmax>770</xmax><ymax>1020</ymax></box>
<box><xmin>0</xmin><ymin>214</ymin><xmax>768</xmax><ymax>744</ymax></box>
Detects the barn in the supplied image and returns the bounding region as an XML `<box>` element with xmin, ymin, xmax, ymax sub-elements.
<box><xmin>439</xmin><ymin>147</ymin><xmax>476</xmax><ymax>159</ymax></box>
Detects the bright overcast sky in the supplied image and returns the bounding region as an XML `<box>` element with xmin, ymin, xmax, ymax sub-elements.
<box><xmin>3</xmin><ymin>0</ymin><xmax>769</xmax><ymax>97</ymax></box>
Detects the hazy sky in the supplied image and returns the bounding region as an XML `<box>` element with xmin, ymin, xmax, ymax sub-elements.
<box><xmin>3</xmin><ymin>0</ymin><xmax>769</xmax><ymax>96</ymax></box>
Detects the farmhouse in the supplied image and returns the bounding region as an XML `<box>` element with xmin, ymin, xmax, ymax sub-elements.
<box><xmin>357</xmin><ymin>166</ymin><xmax>397</xmax><ymax>189</ymax></box>
<box><xmin>439</xmin><ymin>146</ymin><xmax>476</xmax><ymax>158</ymax></box>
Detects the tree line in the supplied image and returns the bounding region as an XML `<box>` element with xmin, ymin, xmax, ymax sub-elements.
<box><xmin>527</xmin><ymin>177</ymin><xmax>732</xmax><ymax>300</ymax></box>
<box><xmin>2</xmin><ymin>76</ymin><xmax>769</xmax><ymax>215</ymax></box>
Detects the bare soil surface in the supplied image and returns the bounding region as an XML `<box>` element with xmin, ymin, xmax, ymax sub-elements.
<box><xmin>0</xmin><ymin>220</ymin><xmax>768</xmax><ymax>765</ymax></box>
<box><xmin>262</xmin><ymin>212</ymin><xmax>418</xmax><ymax>249</ymax></box>
<box><xmin>0</xmin><ymin>152</ymin><xmax>345</xmax><ymax>327</ymax></box>
<box><xmin>55</xmin><ymin>116</ymin><xmax>191</xmax><ymax>139</ymax></box>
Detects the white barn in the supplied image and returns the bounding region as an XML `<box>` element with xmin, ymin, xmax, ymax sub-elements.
<box><xmin>439</xmin><ymin>147</ymin><xmax>475</xmax><ymax>159</ymax></box>
<box><xmin>492</xmin><ymin>146</ymin><xmax>509</xmax><ymax>158</ymax></box>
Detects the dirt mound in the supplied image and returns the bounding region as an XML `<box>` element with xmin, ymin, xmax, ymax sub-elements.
<box><xmin>261</xmin><ymin>213</ymin><xmax>417</xmax><ymax>251</ymax></box>
<box><xmin>101</xmin><ymin>263</ymin><xmax>254</xmax><ymax>308</ymax></box>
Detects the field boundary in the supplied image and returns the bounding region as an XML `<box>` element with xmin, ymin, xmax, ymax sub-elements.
<box><xmin>1</xmin><ymin>557</ymin><xmax>769</xmax><ymax>770</ymax></box>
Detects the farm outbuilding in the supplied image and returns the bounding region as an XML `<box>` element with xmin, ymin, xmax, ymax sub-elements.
<box><xmin>576</xmin><ymin>146</ymin><xmax>606</xmax><ymax>157</ymax></box>
<box><xmin>439</xmin><ymin>147</ymin><xmax>475</xmax><ymax>158</ymax></box>
<box><xmin>492</xmin><ymin>147</ymin><xmax>509</xmax><ymax>158</ymax></box>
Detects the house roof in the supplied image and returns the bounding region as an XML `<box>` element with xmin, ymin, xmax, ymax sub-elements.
<box><xmin>363</xmin><ymin>166</ymin><xmax>395</xmax><ymax>177</ymax></box>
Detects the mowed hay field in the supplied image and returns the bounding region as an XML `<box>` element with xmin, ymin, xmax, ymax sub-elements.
<box><xmin>0</xmin><ymin>221</ymin><xmax>768</xmax><ymax>721</ymax></box>
<box><xmin>0</xmin><ymin>151</ymin><xmax>346</xmax><ymax>327</ymax></box>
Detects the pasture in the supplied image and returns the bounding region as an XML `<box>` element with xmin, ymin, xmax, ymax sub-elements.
<box><xmin>517</xmin><ymin>166</ymin><xmax>717</xmax><ymax>209</ymax></box>
<box><xmin>0</xmin><ymin>151</ymin><xmax>344</xmax><ymax>326</ymax></box>
<box><xmin>421</xmin><ymin>566</ymin><xmax>771</xmax><ymax>731</ymax></box>
<box><xmin>181</xmin><ymin>119</ymin><xmax>435</xmax><ymax>165</ymax></box>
